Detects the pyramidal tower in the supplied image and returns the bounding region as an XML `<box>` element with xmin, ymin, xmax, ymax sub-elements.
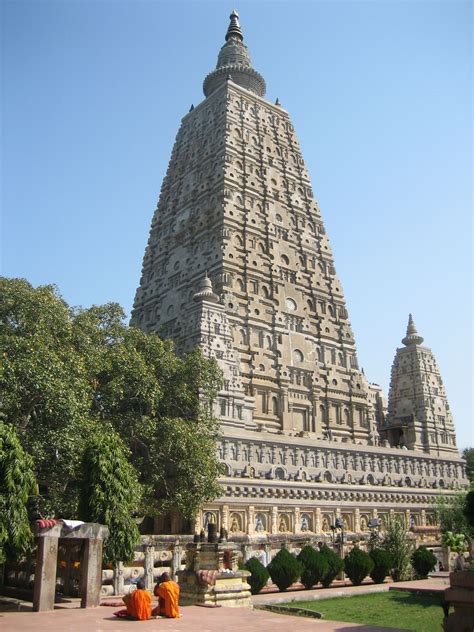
<box><xmin>132</xmin><ymin>12</ymin><xmax>467</xmax><ymax>535</ymax></box>
<box><xmin>131</xmin><ymin>10</ymin><xmax>380</xmax><ymax>443</ymax></box>
<box><xmin>383</xmin><ymin>315</ymin><xmax>458</xmax><ymax>456</ymax></box>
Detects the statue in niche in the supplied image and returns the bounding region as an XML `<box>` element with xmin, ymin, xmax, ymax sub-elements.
<box><xmin>300</xmin><ymin>514</ymin><xmax>310</xmax><ymax>532</ymax></box>
<box><xmin>279</xmin><ymin>515</ymin><xmax>289</xmax><ymax>532</ymax></box>
<box><xmin>230</xmin><ymin>514</ymin><xmax>241</xmax><ymax>533</ymax></box>
<box><xmin>255</xmin><ymin>514</ymin><xmax>265</xmax><ymax>533</ymax></box>
<box><xmin>343</xmin><ymin>516</ymin><xmax>350</xmax><ymax>531</ymax></box>
<box><xmin>322</xmin><ymin>516</ymin><xmax>331</xmax><ymax>532</ymax></box>
<box><xmin>203</xmin><ymin>512</ymin><xmax>216</xmax><ymax>530</ymax></box>
<box><xmin>360</xmin><ymin>516</ymin><xmax>368</xmax><ymax>532</ymax></box>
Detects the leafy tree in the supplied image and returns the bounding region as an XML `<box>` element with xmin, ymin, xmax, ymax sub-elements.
<box><xmin>0</xmin><ymin>421</ymin><xmax>37</xmax><ymax>563</ymax></box>
<box><xmin>462</xmin><ymin>447</ymin><xmax>474</xmax><ymax>483</ymax></box>
<box><xmin>79</xmin><ymin>427</ymin><xmax>141</xmax><ymax>563</ymax></box>
<box><xmin>0</xmin><ymin>278</ymin><xmax>224</xmax><ymax>524</ymax></box>
<box><xmin>381</xmin><ymin>518</ymin><xmax>413</xmax><ymax>581</ymax></box>
<box><xmin>267</xmin><ymin>548</ymin><xmax>302</xmax><ymax>591</ymax></box>
<box><xmin>244</xmin><ymin>557</ymin><xmax>269</xmax><ymax>594</ymax></box>
<box><xmin>369</xmin><ymin>548</ymin><xmax>393</xmax><ymax>584</ymax></box>
<box><xmin>411</xmin><ymin>546</ymin><xmax>437</xmax><ymax>579</ymax></box>
<box><xmin>343</xmin><ymin>547</ymin><xmax>374</xmax><ymax>586</ymax></box>
<box><xmin>297</xmin><ymin>545</ymin><xmax>328</xmax><ymax>589</ymax></box>
<box><xmin>319</xmin><ymin>544</ymin><xmax>344</xmax><ymax>588</ymax></box>
<box><xmin>464</xmin><ymin>491</ymin><xmax>474</xmax><ymax>528</ymax></box>
<box><xmin>436</xmin><ymin>492</ymin><xmax>473</xmax><ymax>545</ymax></box>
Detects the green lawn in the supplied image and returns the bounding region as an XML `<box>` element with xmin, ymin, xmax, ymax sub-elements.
<box><xmin>279</xmin><ymin>591</ymin><xmax>446</xmax><ymax>631</ymax></box>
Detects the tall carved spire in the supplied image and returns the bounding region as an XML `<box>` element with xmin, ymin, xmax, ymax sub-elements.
<box><xmin>203</xmin><ymin>10</ymin><xmax>266</xmax><ymax>97</ymax></box>
<box><xmin>402</xmin><ymin>313</ymin><xmax>424</xmax><ymax>346</ymax></box>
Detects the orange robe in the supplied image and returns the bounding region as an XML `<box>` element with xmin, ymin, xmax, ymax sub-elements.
<box><xmin>123</xmin><ymin>588</ymin><xmax>152</xmax><ymax>620</ymax></box>
<box><xmin>155</xmin><ymin>580</ymin><xmax>180</xmax><ymax>618</ymax></box>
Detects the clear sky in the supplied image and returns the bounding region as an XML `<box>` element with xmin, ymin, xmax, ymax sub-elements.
<box><xmin>2</xmin><ymin>1</ymin><xmax>472</xmax><ymax>449</ymax></box>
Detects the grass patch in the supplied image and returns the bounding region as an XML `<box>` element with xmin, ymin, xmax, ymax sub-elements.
<box><xmin>279</xmin><ymin>591</ymin><xmax>447</xmax><ymax>631</ymax></box>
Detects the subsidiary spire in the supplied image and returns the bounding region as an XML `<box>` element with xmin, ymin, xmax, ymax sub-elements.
<box><xmin>203</xmin><ymin>11</ymin><xmax>266</xmax><ymax>97</ymax></box>
<box><xmin>402</xmin><ymin>314</ymin><xmax>424</xmax><ymax>346</ymax></box>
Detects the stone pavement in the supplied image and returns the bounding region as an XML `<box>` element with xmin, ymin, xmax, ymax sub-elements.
<box><xmin>0</xmin><ymin>578</ymin><xmax>447</xmax><ymax>632</ymax></box>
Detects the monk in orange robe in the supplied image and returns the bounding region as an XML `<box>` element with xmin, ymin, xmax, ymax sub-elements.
<box><xmin>122</xmin><ymin>579</ymin><xmax>152</xmax><ymax>620</ymax></box>
<box><xmin>152</xmin><ymin>572</ymin><xmax>181</xmax><ymax>618</ymax></box>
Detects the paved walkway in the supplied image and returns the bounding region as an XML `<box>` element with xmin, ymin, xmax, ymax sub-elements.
<box><xmin>0</xmin><ymin>578</ymin><xmax>447</xmax><ymax>632</ymax></box>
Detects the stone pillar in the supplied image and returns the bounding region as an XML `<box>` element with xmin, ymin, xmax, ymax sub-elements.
<box><xmin>80</xmin><ymin>538</ymin><xmax>104</xmax><ymax>608</ymax></box>
<box><xmin>405</xmin><ymin>509</ymin><xmax>411</xmax><ymax>528</ymax></box>
<box><xmin>315</xmin><ymin>508</ymin><xmax>322</xmax><ymax>534</ymax></box>
<box><xmin>271</xmin><ymin>507</ymin><xmax>278</xmax><ymax>534</ymax></box>
<box><xmin>247</xmin><ymin>506</ymin><xmax>255</xmax><ymax>535</ymax></box>
<box><xmin>113</xmin><ymin>562</ymin><xmax>125</xmax><ymax>596</ymax></box>
<box><xmin>221</xmin><ymin>505</ymin><xmax>229</xmax><ymax>531</ymax></box>
<box><xmin>144</xmin><ymin>545</ymin><xmax>155</xmax><ymax>590</ymax></box>
<box><xmin>264</xmin><ymin>544</ymin><xmax>272</xmax><ymax>565</ymax></box>
<box><xmin>171</xmin><ymin>544</ymin><xmax>183</xmax><ymax>582</ymax></box>
<box><xmin>354</xmin><ymin>508</ymin><xmax>361</xmax><ymax>533</ymax></box>
<box><xmin>242</xmin><ymin>545</ymin><xmax>252</xmax><ymax>563</ymax></box>
<box><xmin>294</xmin><ymin>507</ymin><xmax>300</xmax><ymax>534</ymax></box>
<box><xmin>33</xmin><ymin>534</ymin><xmax>59</xmax><ymax>611</ymax></box>
<box><xmin>421</xmin><ymin>509</ymin><xmax>427</xmax><ymax>526</ymax></box>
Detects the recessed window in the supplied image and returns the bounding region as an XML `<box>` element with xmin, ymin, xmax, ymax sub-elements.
<box><xmin>294</xmin><ymin>349</ymin><xmax>304</xmax><ymax>363</ymax></box>
<box><xmin>286</xmin><ymin>298</ymin><xmax>297</xmax><ymax>311</ymax></box>
<box><xmin>281</xmin><ymin>254</ymin><xmax>289</xmax><ymax>265</ymax></box>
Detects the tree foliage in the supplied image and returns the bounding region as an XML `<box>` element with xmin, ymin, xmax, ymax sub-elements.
<box><xmin>267</xmin><ymin>548</ymin><xmax>302</xmax><ymax>591</ymax></box>
<box><xmin>297</xmin><ymin>545</ymin><xmax>328</xmax><ymax>589</ymax></box>
<box><xmin>0</xmin><ymin>421</ymin><xmax>37</xmax><ymax>563</ymax></box>
<box><xmin>462</xmin><ymin>447</ymin><xmax>474</xmax><ymax>484</ymax></box>
<box><xmin>244</xmin><ymin>557</ymin><xmax>269</xmax><ymax>594</ymax></box>
<box><xmin>319</xmin><ymin>544</ymin><xmax>344</xmax><ymax>588</ymax></box>
<box><xmin>369</xmin><ymin>548</ymin><xmax>393</xmax><ymax>584</ymax></box>
<box><xmin>0</xmin><ymin>278</ymin><xmax>224</xmax><ymax>525</ymax></box>
<box><xmin>343</xmin><ymin>547</ymin><xmax>374</xmax><ymax>586</ymax></box>
<box><xmin>436</xmin><ymin>492</ymin><xmax>473</xmax><ymax>545</ymax></box>
<box><xmin>411</xmin><ymin>546</ymin><xmax>437</xmax><ymax>579</ymax></box>
<box><xmin>380</xmin><ymin>518</ymin><xmax>413</xmax><ymax>581</ymax></box>
<box><xmin>79</xmin><ymin>427</ymin><xmax>141</xmax><ymax>563</ymax></box>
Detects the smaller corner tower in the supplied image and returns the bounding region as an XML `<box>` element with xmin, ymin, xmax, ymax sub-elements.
<box><xmin>383</xmin><ymin>314</ymin><xmax>458</xmax><ymax>455</ymax></box>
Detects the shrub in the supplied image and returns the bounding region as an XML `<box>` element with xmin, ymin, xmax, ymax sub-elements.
<box><xmin>267</xmin><ymin>548</ymin><xmax>302</xmax><ymax>592</ymax></box>
<box><xmin>369</xmin><ymin>548</ymin><xmax>393</xmax><ymax>584</ymax></box>
<box><xmin>319</xmin><ymin>544</ymin><xmax>344</xmax><ymax>588</ymax></box>
<box><xmin>297</xmin><ymin>545</ymin><xmax>329</xmax><ymax>589</ymax></box>
<box><xmin>381</xmin><ymin>518</ymin><xmax>413</xmax><ymax>581</ymax></box>
<box><xmin>343</xmin><ymin>547</ymin><xmax>374</xmax><ymax>586</ymax></box>
<box><xmin>245</xmin><ymin>557</ymin><xmax>269</xmax><ymax>594</ymax></box>
<box><xmin>411</xmin><ymin>546</ymin><xmax>437</xmax><ymax>579</ymax></box>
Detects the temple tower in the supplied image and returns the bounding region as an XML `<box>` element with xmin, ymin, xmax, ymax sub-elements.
<box><xmin>383</xmin><ymin>315</ymin><xmax>458</xmax><ymax>456</ymax></box>
<box><xmin>131</xmin><ymin>11</ymin><xmax>380</xmax><ymax>445</ymax></box>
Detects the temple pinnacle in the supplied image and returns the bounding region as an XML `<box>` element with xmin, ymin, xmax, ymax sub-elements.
<box><xmin>402</xmin><ymin>313</ymin><xmax>424</xmax><ymax>346</ymax></box>
<box><xmin>226</xmin><ymin>10</ymin><xmax>243</xmax><ymax>41</ymax></box>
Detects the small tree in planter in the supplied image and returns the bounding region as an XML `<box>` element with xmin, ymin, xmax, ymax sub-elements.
<box><xmin>411</xmin><ymin>546</ymin><xmax>437</xmax><ymax>579</ymax></box>
<box><xmin>297</xmin><ymin>545</ymin><xmax>329</xmax><ymax>589</ymax></box>
<box><xmin>381</xmin><ymin>518</ymin><xmax>413</xmax><ymax>581</ymax></box>
<box><xmin>319</xmin><ymin>544</ymin><xmax>344</xmax><ymax>588</ymax></box>
<box><xmin>344</xmin><ymin>547</ymin><xmax>374</xmax><ymax>586</ymax></box>
<box><xmin>267</xmin><ymin>548</ymin><xmax>302</xmax><ymax>591</ymax></box>
<box><xmin>245</xmin><ymin>557</ymin><xmax>269</xmax><ymax>594</ymax></box>
<box><xmin>369</xmin><ymin>548</ymin><xmax>393</xmax><ymax>584</ymax></box>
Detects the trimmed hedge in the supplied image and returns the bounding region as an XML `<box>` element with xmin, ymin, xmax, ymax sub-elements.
<box><xmin>319</xmin><ymin>544</ymin><xmax>344</xmax><ymax>588</ymax></box>
<box><xmin>411</xmin><ymin>546</ymin><xmax>437</xmax><ymax>579</ymax></box>
<box><xmin>297</xmin><ymin>545</ymin><xmax>329</xmax><ymax>589</ymax></box>
<box><xmin>343</xmin><ymin>547</ymin><xmax>374</xmax><ymax>586</ymax></box>
<box><xmin>245</xmin><ymin>557</ymin><xmax>269</xmax><ymax>594</ymax></box>
<box><xmin>267</xmin><ymin>548</ymin><xmax>302</xmax><ymax>591</ymax></box>
<box><xmin>369</xmin><ymin>548</ymin><xmax>393</xmax><ymax>584</ymax></box>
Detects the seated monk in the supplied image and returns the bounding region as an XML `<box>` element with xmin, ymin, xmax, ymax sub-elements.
<box><xmin>120</xmin><ymin>579</ymin><xmax>152</xmax><ymax>620</ymax></box>
<box><xmin>152</xmin><ymin>572</ymin><xmax>181</xmax><ymax>618</ymax></box>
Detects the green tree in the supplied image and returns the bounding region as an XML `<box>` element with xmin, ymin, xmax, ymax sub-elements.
<box><xmin>411</xmin><ymin>546</ymin><xmax>437</xmax><ymax>579</ymax></box>
<box><xmin>436</xmin><ymin>492</ymin><xmax>473</xmax><ymax>545</ymax></box>
<box><xmin>267</xmin><ymin>548</ymin><xmax>302</xmax><ymax>591</ymax></box>
<box><xmin>0</xmin><ymin>421</ymin><xmax>37</xmax><ymax>563</ymax></box>
<box><xmin>369</xmin><ymin>548</ymin><xmax>393</xmax><ymax>584</ymax></box>
<box><xmin>343</xmin><ymin>547</ymin><xmax>374</xmax><ymax>586</ymax></box>
<box><xmin>462</xmin><ymin>447</ymin><xmax>474</xmax><ymax>484</ymax></box>
<box><xmin>79</xmin><ymin>427</ymin><xmax>141</xmax><ymax>563</ymax></box>
<box><xmin>0</xmin><ymin>278</ymin><xmax>224</xmax><ymax>523</ymax></box>
<box><xmin>319</xmin><ymin>544</ymin><xmax>344</xmax><ymax>588</ymax></box>
<box><xmin>244</xmin><ymin>557</ymin><xmax>269</xmax><ymax>594</ymax></box>
<box><xmin>381</xmin><ymin>518</ymin><xmax>413</xmax><ymax>581</ymax></box>
<box><xmin>297</xmin><ymin>545</ymin><xmax>328</xmax><ymax>589</ymax></box>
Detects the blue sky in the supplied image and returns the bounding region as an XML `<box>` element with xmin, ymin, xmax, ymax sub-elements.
<box><xmin>2</xmin><ymin>1</ymin><xmax>472</xmax><ymax>449</ymax></box>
